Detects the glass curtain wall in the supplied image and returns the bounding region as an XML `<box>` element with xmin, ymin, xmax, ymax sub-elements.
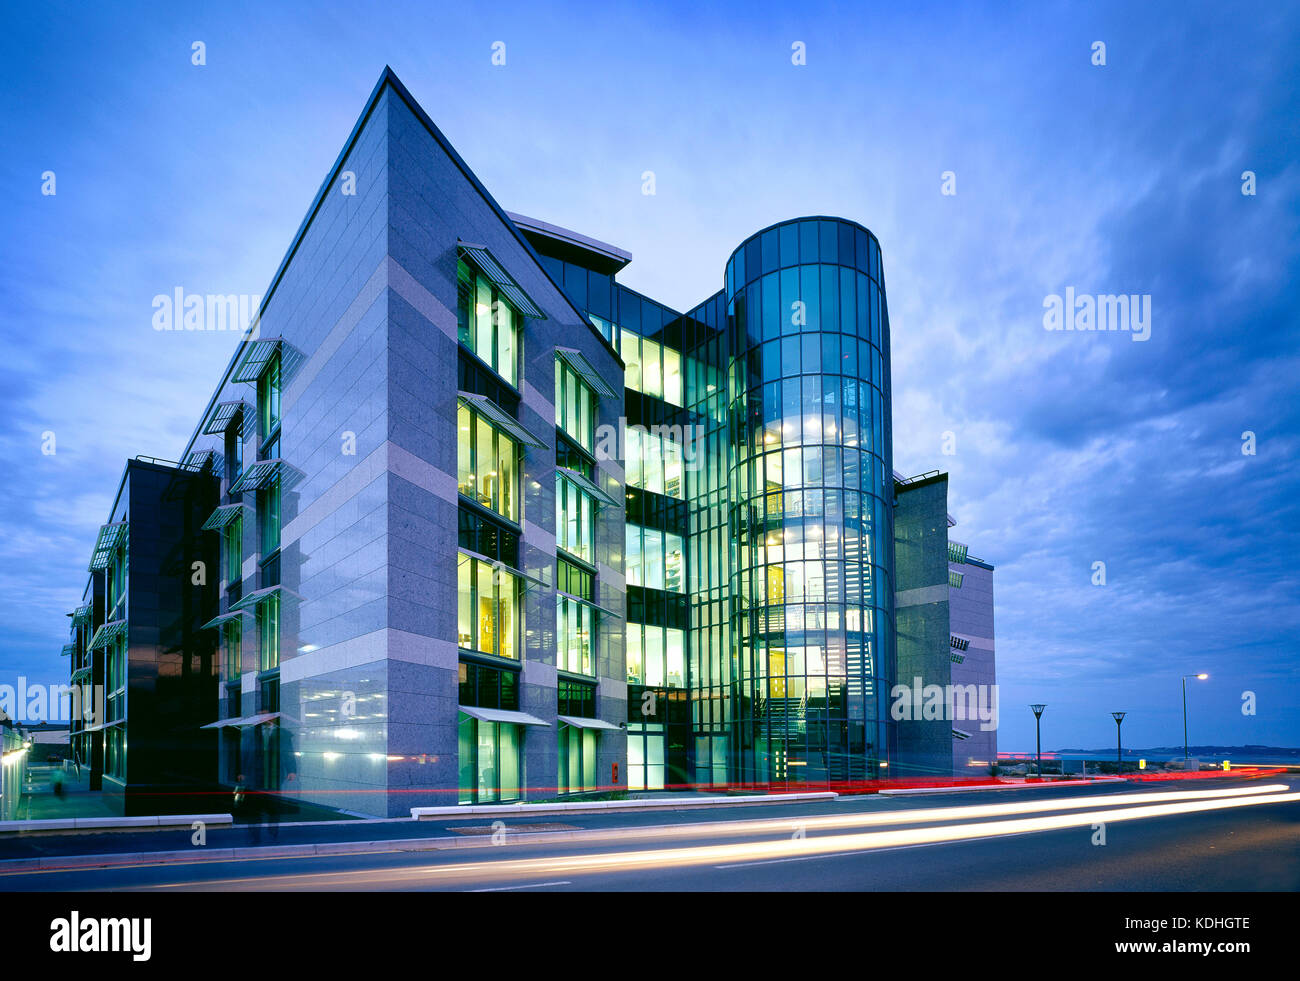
<box><xmin>724</xmin><ymin>218</ymin><xmax>895</xmax><ymax>787</ymax></box>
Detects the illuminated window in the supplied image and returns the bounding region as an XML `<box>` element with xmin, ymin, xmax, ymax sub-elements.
<box><xmin>555</xmin><ymin>473</ymin><xmax>595</xmax><ymax>563</ymax></box>
<box><xmin>619</xmin><ymin>329</ymin><xmax>683</xmax><ymax>407</ymax></box>
<box><xmin>223</xmin><ymin>515</ymin><xmax>242</xmax><ymax>584</ymax></box>
<box><xmin>222</xmin><ymin>621</ymin><xmax>242</xmax><ymax>680</ymax></box>
<box><xmin>457</xmin><ymin>403</ymin><xmax>520</xmax><ymax>522</ymax></box>
<box><xmin>456</xmin><ymin>260</ymin><xmax>520</xmax><ymax>387</ymax></box>
<box><xmin>257</xmin><ymin>351</ymin><xmax>281</xmax><ymax>443</ymax></box>
<box><xmin>624</xmin><ymin>523</ymin><xmax>684</xmax><ymax>594</ymax></box>
<box><xmin>625</xmin><ymin>426</ymin><xmax>684</xmax><ymax>499</ymax></box>
<box><xmin>555</xmin><ymin>356</ymin><xmax>595</xmax><ymax>452</ymax></box>
<box><xmin>258</xmin><ymin>593</ymin><xmax>280</xmax><ymax>672</ymax></box>
<box><xmin>557</xmin><ymin>722</ymin><xmax>597</xmax><ymax>795</ymax></box>
<box><xmin>457</xmin><ymin>554</ymin><xmax>519</xmax><ymax>660</ymax></box>
<box><xmin>626</xmin><ymin>722</ymin><xmax>665</xmax><ymax>790</ymax></box>
<box><xmin>258</xmin><ymin>481</ymin><xmax>281</xmax><ymax>556</ymax></box>
<box><xmin>557</xmin><ymin>594</ymin><xmax>594</xmax><ymax>675</ymax></box>
<box><xmin>625</xmin><ymin>622</ymin><xmax>685</xmax><ymax>688</ymax></box>
<box><xmin>458</xmin><ymin>713</ymin><xmax>521</xmax><ymax>804</ymax></box>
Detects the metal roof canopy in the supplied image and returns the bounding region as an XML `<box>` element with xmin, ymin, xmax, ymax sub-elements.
<box><xmin>202</xmin><ymin>503</ymin><xmax>249</xmax><ymax>532</ymax></box>
<box><xmin>457</xmin><ymin>243</ymin><xmax>547</xmax><ymax>320</ymax></box>
<box><xmin>88</xmin><ymin>522</ymin><xmax>128</xmax><ymax>571</ymax></box>
<box><xmin>181</xmin><ymin>448</ymin><xmax>224</xmax><ymax>477</ymax></box>
<box><xmin>458</xmin><ymin>706</ymin><xmax>550</xmax><ymax>727</ymax></box>
<box><xmin>203</xmin><ymin>399</ymin><xmax>253</xmax><ymax>438</ymax></box>
<box><xmin>89</xmin><ymin>619</ymin><xmax>127</xmax><ymax>649</ymax></box>
<box><xmin>231</xmin><ymin>337</ymin><xmax>305</xmax><ymax>385</ymax></box>
<box><xmin>556</xmin><ymin>466</ymin><xmax>619</xmax><ymax>509</ymax></box>
<box><xmin>71</xmin><ymin>604</ymin><xmax>92</xmax><ymax>627</ymax></box>
<box><xmin>556</xmin><ymin>715</ymin><xmax>622</xmax><ymax>731</ymax></box>
<box><xmin>558</xmin><ymin>590</ymin><xmax>622</xmax><ymax>620</ymax></box>
<box><xmin>200</xmin><ymin>711</ymin><xmax>282</xmax><ymax>729</ymax></box>
<box><xmin>200</xmin><ymin>610</ymin><xmax>248</xmax><ymax>631</ymax></box>
<box><xmin>457</xmin><ymin>392</ymin><xmax>547</xmax><ymax>449</ymax></box>
<box><xmin>229</xmin><ymin>583</ymin><xmax>302</xmax><ymax>614</ymax></box>
<box><xmin>457</xmin><ymin>549</ymin><xmax>549</xmax><ymax>591</ymax></box>
<box><xmin>229</xmin><ymin>457</ymin><xmax>304</xmax><ymax>495</ymax></box>
<box><xmin>556</xmin><ymin>347</ymin><xmax>617</xmax><ymax>399</ymax></box>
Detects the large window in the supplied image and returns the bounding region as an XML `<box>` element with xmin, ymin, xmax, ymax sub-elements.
<box><xmin>258</xmin><ymin>593</ymin><xmax>280</xmax><ymax>672</ymax></box>
<box><xmin>457</xmin><ymin>554</ymin><xmax>519</xmax><ymax>660</ymax></box>
<box><xmin>225</xmin><ymin>417</ymin><xmax>244</xmax><ymax>486</ymax></box>
<box><xmin>557</xmin><ymin>723</ymin><xmax>597</xmax><ymax>795</ymax></box>
<box><xmin>625</xmin><ymin>426</ymin><xmax>684</xmax><ymax>499</ymax></box>
<box><xmin>555</xmin><ymin>356</ymin><xmax>595</xmax><ymax>452</ymax></box>
<box><xmin>107</xmin><ymin>632</ymin><xmax>127</xmax><ymax>722</ymax></box>
<box><xmin>222</xmin><ymin>621</ymin><xmax>242</xmax><ymax>681</ymax></box>
<box><xmin>223</xmin><ymin>515</ymin><xmax>243</xmax><ymax>584</ymax></box>
<box><xmin>558</xmin><ymin>678</ymin><xmax>597</xmax><ymax>717</ymax></box>
<box><xmin>555</xmin><ymin>474</ymin><xmax>594</xmax><ymax>563</ymax></box>
<box><xmin>458</xmin><ymin>713</ymin><xmax>521</xmax><ymax>804</ymax></box>
<box><xmin>457</xmin><ymin>260</ymin><xmax>520</xmax><ymax>387</ymax></box>
<box><xmin>105</xmin><ymin>725</ymin><xmax>126</xmax><ymax>780</ymax></box>
<box><xmin>259</xmin><ymin>481</ymin><xmax>281</xmax><ymax>556</ymax></box>
<box><xmin>625</xmin><ymin>523</ymin><xmax>685</xmax><ymax>592</ymax></box>
<box><xmin>457</xmin><ymin>403</ymin><xmax>520</xmax><ymax>522</ymax></box>
<box><xmin>625</xmin><ymin>622</ymin><xmax>685</xmax><ymax>687</ymax></box>
<box><xmin>257</xmin><ymin>351</ymin><xmax>281</xmax><ymax>443</ymax></box>
<box><xmin>557</xmin><ymin>595</ymin><xmax>594</xmax><ymax>675</ymax></box>
<box><xmin>107</xmin><ymin>543</ymin><xmax>126</xmax><ymax>614</ymax></box>
<box><xmin>620</xmin><ymin>329</ymin><xmax>682</xmax><ymax>406</ymax></box>
<box><xmin>626</xmin><ymin>722</ymin><xmax>665</xmax><ymax>791</ymax></box>
<box><xmin>458</xmin><ymin>660</ymin><xmax>519</xmax><ymax>710</ymax></box>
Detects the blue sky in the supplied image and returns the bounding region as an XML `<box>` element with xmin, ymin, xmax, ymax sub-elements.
<box><xmin>2</xmin><ymin>1</ymin><xmax>1297</xmax><ymax>753</ymax></box>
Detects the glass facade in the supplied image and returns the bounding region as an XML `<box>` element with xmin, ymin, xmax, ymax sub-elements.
<box><xmin>721</xmin><ymin>218</ymin><xmax>894</xmax><ymax>786</ymax></box>
<box><xmin>538</xmin><ymin>214</ymin><xmax>896</xmax><ymax>790</ymax></box>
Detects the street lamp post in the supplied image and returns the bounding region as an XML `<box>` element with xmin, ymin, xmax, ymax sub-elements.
<box><xmin>1181</xmin><ymin>673</ymin><xmax>1209</xmax><ymax>760</ymax></box>
<box><xmin>1029</xmin><ymin>704</ymin><xmax>1046</xmax><ymax>778</ymax></box>
<box><xmin>1111</xmin><ymin>712</ymin><xmax>1126</xmax><ymax>772</ymax></box>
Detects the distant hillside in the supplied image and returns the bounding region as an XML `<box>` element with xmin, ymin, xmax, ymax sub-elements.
<box><xmin>1055</xmin><ymin>745</ymin><xmax>1300</xmax><ymax>757</ymax></box>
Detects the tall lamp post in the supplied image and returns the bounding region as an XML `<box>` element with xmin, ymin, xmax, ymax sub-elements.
<box><xmin>1029</xmin><ymin>704</ymin><xmax>1046</xmax><ymax>778</ymax></box>
<box><xmin>1181</xmin><ymin>673</ymin><xmax>1208</xmax><ymax>760</ymax></box>
<box><xmin>1111</xmin><ymin>712</ymin><xmax>1126</xmax><ymax>772</ymax></box>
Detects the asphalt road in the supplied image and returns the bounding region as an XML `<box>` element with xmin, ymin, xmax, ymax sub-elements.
<box><xmin>4</xmin><ymin>778</ymin><xmax>1298</xmax><ymax>891</ymax></box>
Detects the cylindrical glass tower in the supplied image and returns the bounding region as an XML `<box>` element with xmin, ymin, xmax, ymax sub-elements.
<box><xmin>724</xmin><ymin>217</ymin><xmax>895</xmax><ymax>787</ymax></box>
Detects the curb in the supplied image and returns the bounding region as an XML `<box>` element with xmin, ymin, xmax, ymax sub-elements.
<box><xmin>879</xmin><ymin>779</ymin><xmax>1124</xmax><ymax>796</ymax></box>
<box><xmin>0</xmin><ymin>826</ymin><xmax>624</xmax><ymax>874</ymax></box>
<box><xmin>411</xmin><ymin>792</ymin><xmax>838</xmax><ymax>820</ymax></box>
<box><xmin>0</xmin><ymin>814</ymin><xmax>233</xmax><ymax>837</ymax></box>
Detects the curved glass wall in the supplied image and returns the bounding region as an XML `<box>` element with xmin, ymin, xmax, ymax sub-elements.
<box><xmin>724</xmin><ymin>217</ymin><xmax>895</xmax><ymax>787</ymax></box>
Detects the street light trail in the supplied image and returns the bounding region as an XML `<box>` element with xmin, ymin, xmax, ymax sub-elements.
<box><xmin>132</xmin><ymin>786</ymin><xmax>1300</xmax><ymax>891</ymax></box>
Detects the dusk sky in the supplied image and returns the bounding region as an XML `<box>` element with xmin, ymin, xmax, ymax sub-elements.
<box><xmin>2</xmin><ymin>1</ymin><xmax>1297</xmax><ymax>753</ymax></box>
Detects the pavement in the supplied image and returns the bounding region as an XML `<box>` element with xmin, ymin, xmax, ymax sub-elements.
<box><xmin>2</xmin><ymin>775</ymin><xmax>1296</xmax><ymax>891</ymax></box>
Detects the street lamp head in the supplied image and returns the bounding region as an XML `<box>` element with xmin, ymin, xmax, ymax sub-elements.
<box><xmin>1111</xmin><ymin>711</ymin><xmax>1126</xmax><ymax>723</ymax></box>
<box><xmin>1196</xmin><ymin>673</ymin><xmax>1208</xmax><ymax>680</ymax></box>
<box><xmin>1029</xmin><ymin>704</ymin><xmax>1046</xmax><ymax>717</ymax></box>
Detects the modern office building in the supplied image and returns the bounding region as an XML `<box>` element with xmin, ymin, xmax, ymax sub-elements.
<box><xmin>58</xmin><ymin>67</ymin><xmax>995</xmax><ymax>817</ymax></box>
<box><xmin>66</xmin><ymin>458</ymin><xmax>220</xmax><ymax>814</ymax></box>
<box><xmin>948</xmin><ymin>545</ymin><xmax>998</xmax><ymax>772</ymax></box>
